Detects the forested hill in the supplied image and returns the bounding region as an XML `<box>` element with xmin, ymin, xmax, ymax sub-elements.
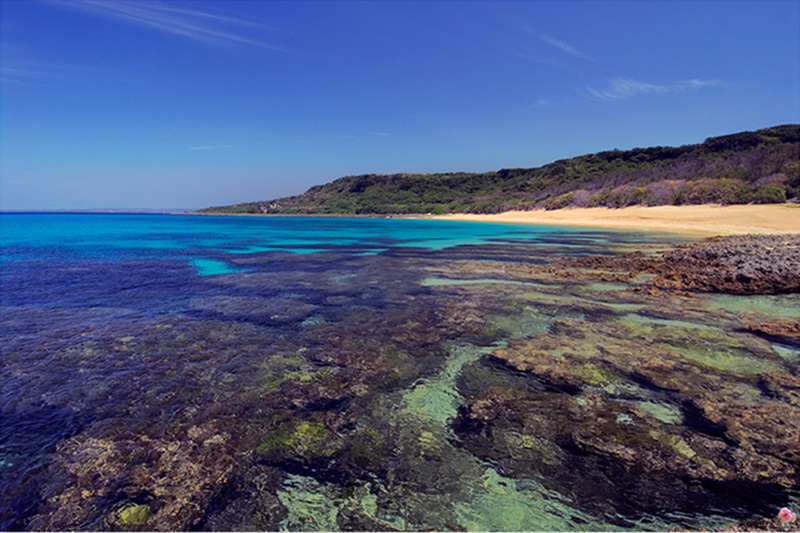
<box><xmin>198</xmin><ymin>125</ymin><xmax>800</xmax><ymax>215</ymax></box>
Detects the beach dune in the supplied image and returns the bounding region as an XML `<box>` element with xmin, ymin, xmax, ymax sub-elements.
<box><xmin>429</xmin><ymin>204</ymin><xmax>800</xmax><ymax>236</ymax></box>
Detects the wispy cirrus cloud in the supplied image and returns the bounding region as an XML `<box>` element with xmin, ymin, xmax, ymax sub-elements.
<box><xmin>0</xmin><ymin>64</ymin><xmax>55</xmax><ymax>85</ymax></box>
<box><xmin>49</xmin><ymin>0</ymin><xmax>295</xmax><ymax>54</ymax></box>
<box><xmin>587</xmin><ymin>77</ymin><xmax>723</xmax><ymax>101</ymax></box>
<box><xmin>0</xmin><ymin>59</ymin><xmax>114</xmax><ymax>86</ymax></box>
<box><xmin>537</xmin><ymin>34</ymin><xmax>592</xmax><ymax>61</ymax></box>
<box><xmin>520</xmin><ymin>99</ymin><xmax>550</xmax><ymax>111</ymax></box>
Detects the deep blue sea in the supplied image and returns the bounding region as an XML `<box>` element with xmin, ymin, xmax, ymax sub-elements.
<box><xmin>2</xmin><ymin>214</ymin><xmax>797</xmax><ymax>531</ymax></box>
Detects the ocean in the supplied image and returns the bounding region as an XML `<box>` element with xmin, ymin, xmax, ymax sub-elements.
<box><xmin>1</xmin><ymin>213</ymin><xmax>797</xmax><ymax>531</ymax></box>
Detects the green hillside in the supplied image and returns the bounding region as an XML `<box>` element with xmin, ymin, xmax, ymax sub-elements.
<box><xmin>198</xmin><ymin>125</ymin><xmax>800</xmax><ymax>215</ymax></box>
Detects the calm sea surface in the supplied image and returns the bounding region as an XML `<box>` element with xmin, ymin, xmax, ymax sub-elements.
<box><xmin>1</xmin><ymin>214</ymin><xmax>797</xmax><ymax>531</ymax></box>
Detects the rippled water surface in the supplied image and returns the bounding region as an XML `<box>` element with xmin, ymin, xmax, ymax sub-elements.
<box><xmin>1</xmin><ymin>214</ymin><xmax>797</xmax><ymax>531</ymax></box>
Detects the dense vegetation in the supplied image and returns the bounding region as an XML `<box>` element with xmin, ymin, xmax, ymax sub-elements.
<box><xmin>198</xmin><ymin>125</ymin><xmax>800</xmax><ymax>215</ymax></box>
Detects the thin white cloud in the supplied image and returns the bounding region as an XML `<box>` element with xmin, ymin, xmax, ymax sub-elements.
<box><xmin>588</xmin><ymin>78</ymin><xmax>669</xmax><ymax>100</ymax></box>
<box><xmin>538</xmin><ymin>34</ymin><xmax>592</xmax><ymax>61</ymax></box>
<box><xmin>49</xmin><ymin>0</ymin><xmax>296</xmax><ymax>54</ymax></box>
<box><xmin>369</xmin><ymin>131</ymin><xmax>392</xmax><ymax>137</ymax></box>
<box><xmin>681</xmin><ymin>78</ymin><xmax>725</xmax><ymax>89</ymax></box>
<box><xmin>0</xmin><ymin>60</ymin><xmax>113</xmax><ymax>86</ymax></box>
<box><xmin>521</xmin><ymin>99</ymin><xmax>550</xmax><ymax>111</ymax></box>
<box><xmin>0</xmin><ymin>65</ymin><xmax>53</xmax><ymax>85</ymax></box>
<box><xmin>587</xmin><ymin>77</ymin><xmax>722</xmax><ymax>101</ymax></box>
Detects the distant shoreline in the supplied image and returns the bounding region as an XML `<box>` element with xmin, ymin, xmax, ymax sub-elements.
<box><xmin>190</xmin><ymin>204</ymin><xmax>800</xmax><ymax>237</ymax></box>
<box><xmin>420</xmin><ymin>204</ymin><xmax>800</xmax><ymax>237</ymax></box>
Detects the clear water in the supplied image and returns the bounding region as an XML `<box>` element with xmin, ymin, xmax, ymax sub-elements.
<box><xmin>1</xmin><ymin>214</ymin><xmax>794</xmax><ymax>532</ymax></box>
<box><xmin>0</xmin><ymin>213</ymin><xmax>668</xmax><ymax>263</ymax></box>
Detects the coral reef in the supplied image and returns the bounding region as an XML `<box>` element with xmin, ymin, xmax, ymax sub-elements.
<box><xmin>455</xmin><ymin>316</ymin><xmax>798</xmax><ymax>521</ymax></box>
<box><xmin>4</xmin><ymin>233</ymin><xmax>799</xmax><ymax>531</ymax></box>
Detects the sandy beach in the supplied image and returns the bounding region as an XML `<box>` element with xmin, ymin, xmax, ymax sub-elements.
<box><xmin>427</xmin><ymin>204</ymin><xmax>800</xmax><ymax>236</ymax></box>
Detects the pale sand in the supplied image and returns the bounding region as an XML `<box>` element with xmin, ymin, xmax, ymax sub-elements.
<box><xmin>425</xmin><ymin>204</ymin><xmax>800</xmax><ymax>237</ymax></box>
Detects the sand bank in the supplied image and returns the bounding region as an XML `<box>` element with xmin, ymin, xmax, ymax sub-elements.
<box><xmin>426</xmin><ymin>204</ymin><xmax>800</xmax><ymax>236</ymax></box>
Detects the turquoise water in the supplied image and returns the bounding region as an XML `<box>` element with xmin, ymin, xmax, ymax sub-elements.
<box><xmin>3</xmin><ymin>213</ymin><xmax>793</xmax><ymax>532</ymax></box>
<box><xmin>0</xmin><ymin>213</ymin><xmax>668</xmax><ymax>253</ymax></box>
<box><xmin>0</xmin><ymin>213</ymin><xmax>580</xmax><ymax>254</ymax></box>
<box><xmin>0</xmin><ymin>213</ymin><xmax>674</xmax><ymax>276</ymax></box>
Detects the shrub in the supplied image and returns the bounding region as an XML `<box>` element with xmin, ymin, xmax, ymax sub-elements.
<box><xmin>785</xmin><ymin>163</ymin><xmax>800</xmax><ymax>198</ymax></box>
<box><xmin>588</xmin><ymin>190</ymin><xmax>611</xmax><ymax>207</ymax></box>
<box><xmin>570</xmin><ymin>189</ymin><xmax>594</xmax><ymax>207</ymax></box>
<box><xmin>677</xmin><ymin>178</ymin><xmax>750</xmax><ymax>204</ymax></box>
<box><xmin>541</xmin><ymin>192</ymin><xmax>574</xmax><ymax>210</ymax></box>
<box><xmin>644</xmin><ymin>180</ymin><xmax>686</xmax><ymax>206</ymax></box>
<box><xmin>748</xmin><ymin>184</ymin><xmax>786</xmax><ymax>204</ymax></box>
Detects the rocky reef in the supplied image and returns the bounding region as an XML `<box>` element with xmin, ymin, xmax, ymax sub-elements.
<box><xmin>455</xmin><ymin>316</ymin><xmax>798</xmax><ymax>521</ymax></box>
<box><xmin>655</xmin><ymin>234</ymin><xmax>800</xmax><ymax>294</ymax></box>
<box><xmin>549</xmin><ymin>234</ymin><xmax>800</xmax><ymax>295</ymax></box>
<box><xmin>2</xmin><ymin>234</ymin><xmax>799</xmax><ymax>531</ymax></box>
<box><xmin>442</xmin><ymin>235</ymin><xmax>800</xmax><ymax>528</ymax></box>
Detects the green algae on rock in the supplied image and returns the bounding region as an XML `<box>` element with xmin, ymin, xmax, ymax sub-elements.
<box><xmin>454</xmin><ymin>302</ymin><xmax>799</xmax><ymax>523</ymax></box>
<box><xmin>257</xmin><ymin>420</ymin><xmax>338</xmax><ymax>460</ymax></box>
<box><xmin>108</xmin><ymin>503</ymin><xmax>151</xmax><ymax>530</ymax></box>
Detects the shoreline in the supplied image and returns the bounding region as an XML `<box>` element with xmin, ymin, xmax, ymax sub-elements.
<box><xmin>421</xmin><ymin>204</ymin><xmax>800</xmax><ymax>237</ymax></box>
<box><xmin>188</xmin><ymin>204</ymin><xmax>800</xmax><ymax>237</ymax></box>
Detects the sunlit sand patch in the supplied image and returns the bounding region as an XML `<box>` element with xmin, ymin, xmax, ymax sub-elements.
<box><xmin>704</xmin><ymin>293</ymin><xmax>800</xmax><ymax>318</ymax></box>
<box><xmin>658</xmin><ymin>343</ymin><xmax>785</xmax><ymax>376</ymax></box>
<box><xmin>632</xmin><ymin>400</ymin><xmax>684</xmax><ymax>425</ymax></box>
<box><xmin>421</xmin><ymin>276</ymin><xmax>551</xmax><ymax>288</ymax></box>
<box><xmin>583</xmin><ymin>281</ymin><xmax>630</xmax><ymax>291</ymax></box>
<box><xmin>772</xmin><ymin>343</ymin><xmax>800</xmax><ymax>364</ymax></box>
<box><xmin>618</xmin><ymin>313</ymin><xmax>721</xmax><ymax>332</ymax></box>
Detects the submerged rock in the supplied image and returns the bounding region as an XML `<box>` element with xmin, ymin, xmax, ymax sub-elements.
<box><xmin>8</xmin><ymin>236</ymin><xmax>799</xmax><ymax>531</ymax></box>
<box><xmin>108</xmin><ymin>503</ymin><xmax>151</xmax><ymax>530</ymax></box>
<box><xmin>27</xmin><ymin>422</ymin><xmax>236</xmax><ymax>531</ymax></box>
<box><xmin>745</xmin><ymin>320</ymin><xmax>800</xmax><ymax>347</ymax></box>
<box><xmin>455</xmin><ymin>313</ymin><xmax>799</xmax><ymax>523</ymax></box>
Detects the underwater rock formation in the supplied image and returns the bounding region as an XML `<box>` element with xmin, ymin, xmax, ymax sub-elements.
<box><xmin>5</xmin><ymin>233</ymin><xmax>799</xmax><ymax>531</ymax></box>
<box><xmin>745</xmin><ymin>320</ymin><xmax>800</xmax><ymax>347</ymax></box>
<box><xmin>454</xmin><ymin>313</ymin><xmax>799</xmax><ymax>523</ymax></box>
<box><xmin>28</xmin><ymin>423</ymin><xmax>236</xmax><ymax>531</ymax></box>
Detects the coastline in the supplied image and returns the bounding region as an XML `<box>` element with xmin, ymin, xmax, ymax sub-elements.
<box><xmin>422</xmin><ymin>204</ymin><xmax>800</xmax><ymax>237</ymax></box>
<box><xmin>190</xmin><ymin>204</ymin><xmax>800</xmax><ymax>237</ymax></box>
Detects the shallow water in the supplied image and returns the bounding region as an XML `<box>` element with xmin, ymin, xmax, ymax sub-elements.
<box><xmin>1</xmin><ymin>214</ymin><xmax>797</xmax><ymax>531</ymax></box>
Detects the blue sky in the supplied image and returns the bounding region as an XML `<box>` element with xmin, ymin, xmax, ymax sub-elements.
<box><xmin>1</xmin><ymin>0</ymin><xmax>798</xmax><ymax>210</ymax></box>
